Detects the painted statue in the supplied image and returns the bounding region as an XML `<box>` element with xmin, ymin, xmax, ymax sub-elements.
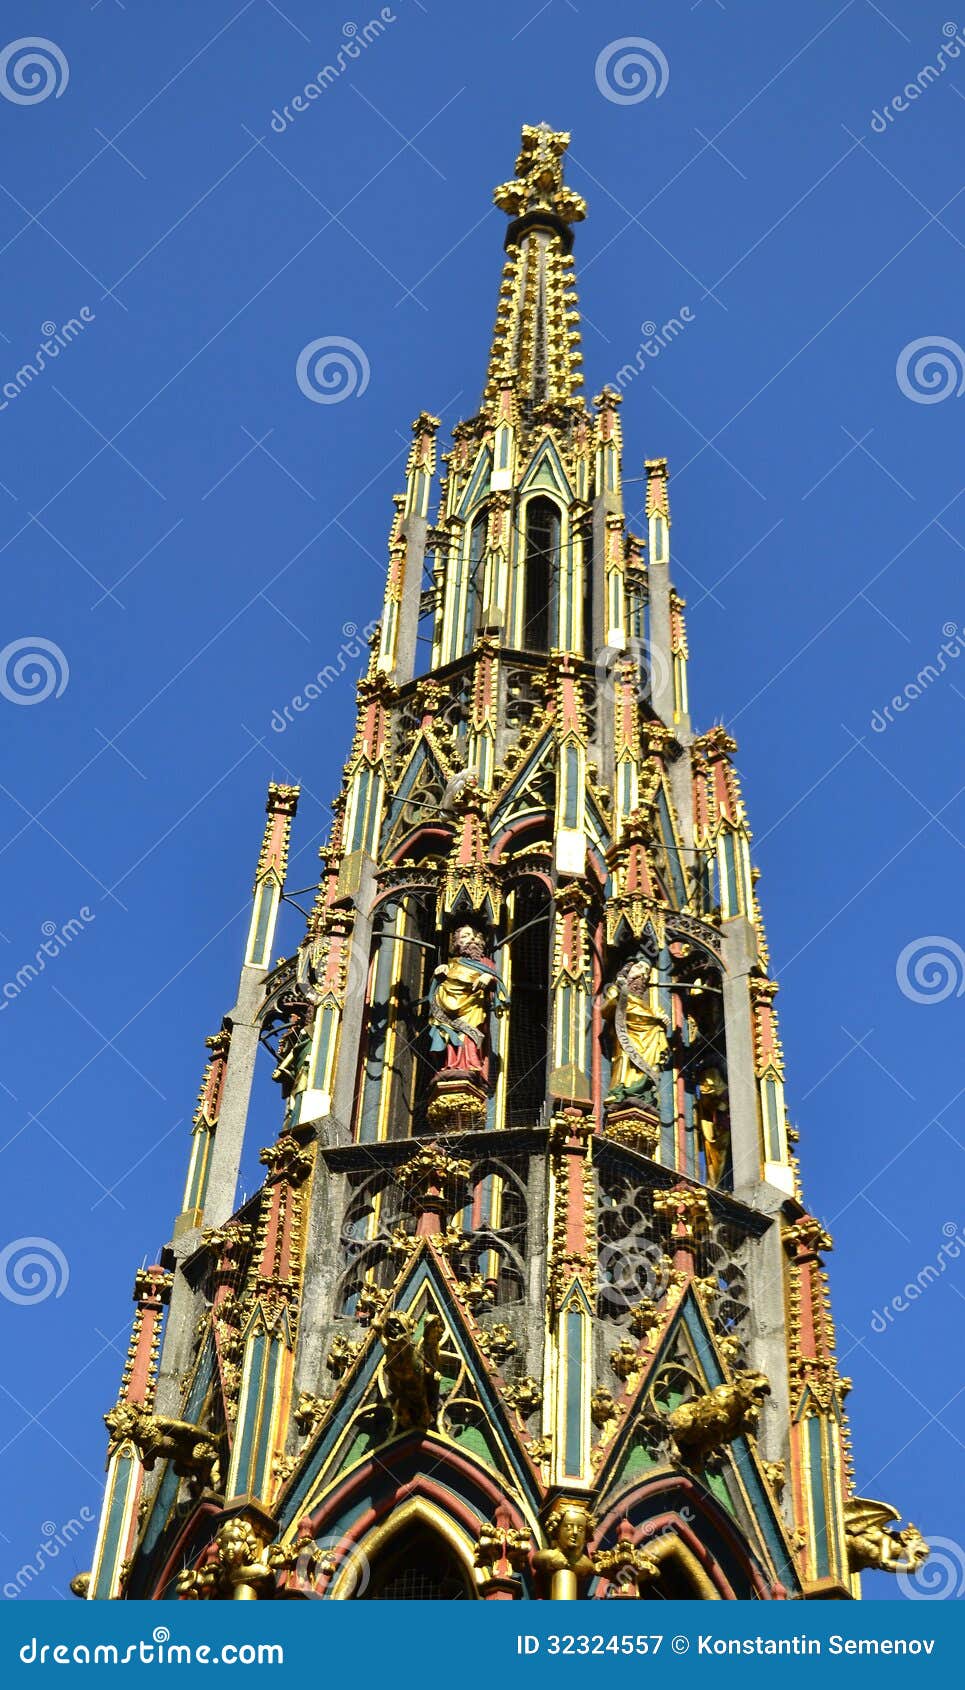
<box><xmin>695</xmin><ymin>1065</ymin><xmax>731</xmax><ymax>1188</ymax></box>
<box><xmin>602</xmin><ymin>958</ymin><xmax>670</xmax><ymax>1108</ymax></box>
<box><xmin>428</xmin><ymin>923</ymin><xmax>509</xmax><ymax>1085</ymax></box>
<box><xmin>272</xmin><ymin>997</ymin><xmax>315</xmax><ymax>1105</ymax></box>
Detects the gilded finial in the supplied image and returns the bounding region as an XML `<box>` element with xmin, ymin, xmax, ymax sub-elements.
<box><xmin>494</xmin><ymin>124</ymin><xmax>587</xmax><ymax>238</ymax></box>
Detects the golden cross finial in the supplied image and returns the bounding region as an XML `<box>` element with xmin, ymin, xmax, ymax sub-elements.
<box><xmin>494</xmin><ymin>124</ymin><xmax>587</xmax><ymax>230</ymax></box>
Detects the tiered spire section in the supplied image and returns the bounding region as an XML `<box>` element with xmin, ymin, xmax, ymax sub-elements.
<box><xmin>485</xmin><ymin>124</ymin><xmax>586</xmax><ymax>413</ymax></box>
<box><xmin>82</xmin><ymin>127</ymin><xmax>926</xmax><ymax>1606</ymax></box>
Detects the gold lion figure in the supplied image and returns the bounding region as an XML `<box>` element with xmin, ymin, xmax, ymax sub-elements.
<box><xmin>104</xmin><ymin>1402</ymin><xmax>221</xmax><ymax>1492</ymax></box>
<box><xmin>668</xmin><ymin>1371</ymin><xmax>770</xmax><ymax>1465</ymax></box>
<box><xmin>377</xmin><ymin>1310</ymin><xmax>444</xmax><ymax>1432</ymax></box>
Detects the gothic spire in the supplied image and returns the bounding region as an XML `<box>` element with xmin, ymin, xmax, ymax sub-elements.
<box><xmin>484</xmin><ymin>125</ymin><xmax>587</xmax><ymax>415</ymax></box>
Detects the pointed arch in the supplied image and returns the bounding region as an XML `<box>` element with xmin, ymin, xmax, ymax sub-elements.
<box><xmin>282</xmin><ymin>1434</ymin><xmax>537</xmax><ymax>1599</ymax></box>
<box><xmin>520</xmin><ymin>496</ymin><xmax>560</xmax><ymax>654</ymax></box>
<box><xmin>592</xmin><ymin>1478</ymin><xmax>779</xmax><ymax>1600</ymax></box>
<box><xmin>353</xmin><ymin>886</ymin><xmax>439</xmax><ymax>1141</ymax></box>
<box><xmin>334</xmin><ymin>1496</ymin><xmax>479</xmax><ymax>1599</ymax></box>
<box><xmin>463</xmin><ymin>507</ymin><xmax>488</xmax><ymax>653</ymax></box>
<box><xmin>499</xmin><ymin>874</ymin><xmax>552</xmax><ymax>1129</ymax></box>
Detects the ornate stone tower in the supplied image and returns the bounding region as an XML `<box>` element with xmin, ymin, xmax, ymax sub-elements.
<box><xmin>81</xmin><ymin>126</ymin><xmax>926</xmax><ymax>1603</ymax></box>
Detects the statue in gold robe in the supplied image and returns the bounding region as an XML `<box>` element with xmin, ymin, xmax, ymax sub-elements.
<box><xmin>602</xmin><ymin>959</ymin><xmax>670</xmax><ymax>1108</ymax></box>
<box><xmin>695</xmin><ymin>1065</ymin><xmax>730</xmax><ymax>1188</ymax></box>
<box><xmin>428</xmin><ymin>924</ymin><xmax>508</xmax><ymax>1086</ymax></box>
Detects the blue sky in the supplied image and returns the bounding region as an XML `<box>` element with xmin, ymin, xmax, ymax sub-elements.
<box><xmin>0</xmin><ymin>0</ymin><xmax>962</xmax><ymax>1603</ymax></box>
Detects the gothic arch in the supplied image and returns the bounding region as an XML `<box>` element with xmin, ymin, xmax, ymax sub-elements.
<box><xmin>499</xmin><ymin>872</ymin><xmax>552</xmax><ymax>1129</ymax></box>
<box><xmin>519</xmin><ymin>494</ymin><xmax>560</xmax><ymax>653</ymax></box>
<box><xmin>385</xmin><ymin>825</ymin><xmax>451</xmax><ymax>867</ymax></box>
<box><xmin>491</xmin><ymin>817</ymin><xmax>554</xmax><ymax>864</ymax></box>
<box><xmin>332</xmin><ymin>1496</ymin><xmax>479</xmax><ymax>1600</ymax></box>
<box><xmin>593</xmin><ymin>1478</ymin><xmax>777</xmax><ymax>1600</ymax></box>
<box><xmin>353</xmin><ymin>884</ymin><xmax>439</xmax><ymax>1142</ymax></box>
<box><xmin>287</xmin><ymin>1440</ymin><xmax>535</xmax><ymax>1598</ymax></box>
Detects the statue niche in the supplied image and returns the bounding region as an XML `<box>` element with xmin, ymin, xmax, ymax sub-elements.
<box><xmin>695</xmin><ymin>1065</ymin><xmax>731</xmax><ymax>1190</ymax></box>
<box><xmin>602</xmin><ymin>956</ymin><xmax>670</xmax><ymax>1153</ymax></box>
<box><xmin>673</xmin><ymin>942</ymin><xmax>731</xmax><ymax>1189</ymax></box>
<box><xmin>426</xmin><ymin>921</ymin><xmax>508</xmax><ymax>1132</ymax></box>
<box><xmin>271</xmin><ymin>996</ymin><xmax>315</xmax><ymax>1108</ymax></box>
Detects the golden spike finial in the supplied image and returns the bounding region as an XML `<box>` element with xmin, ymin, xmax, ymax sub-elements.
<box><xmin>483</xmin><ymin>125</ymin><xmax>588</xmax><ymax>411</ymax></box>
<box><xmin>493</xmin><ymin>124</ymin><xmax>587</xmax><ymax>234</ymax></box>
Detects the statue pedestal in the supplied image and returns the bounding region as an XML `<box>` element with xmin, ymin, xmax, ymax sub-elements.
<box><xmin>426</xmin><ymin>1073</ymin><xmax>488</xmax><ymax>1134</ymax></box>
<box><xmin>603</xmin><ymin>1101</ymin><xmax>660</xmax><ymax>1156</ymax></box>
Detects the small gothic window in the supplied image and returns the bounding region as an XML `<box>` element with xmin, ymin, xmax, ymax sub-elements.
<box><xmin>364</xmin><ymin>1525</ymin><xmax>473</xmax><ymax>1599</ymax></box>
<box><xmin>582</xmin><ymin>519</ymin><xmax>594</xmax><ymax>658</ymax></box>
<box><xmin>523</xmin><ymin>498</ymin><xmax>559</xmax><ymax>653</ymax></box>
<box><xmin>463</xmin><ymin>510</ymin><xmax>487</xmax><ymax>652</ymax></box>
<box><xmin>354</xmin><ymin>891</ymin><xmax>438</xmax><ymax>1142</ymax></box>
<box><xmin>503</xmin><ymin>877</ymin><xmax>552</xmax><ymax>1127</ymax></box>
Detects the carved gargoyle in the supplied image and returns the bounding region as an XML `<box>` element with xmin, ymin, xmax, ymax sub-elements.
<box><xmin>844</xmin><ymin>1497</ymin><xmax>929</xmax><ymax>1575</ymax></box>
<box><xmin>104</xmin><ymin>1402</ymin><xmax>221</xmax><ymax>1492</ymax></box>
<box><xmin>377</xmin><ymin>1309</ymin><xmax>444</xmax><ymax>1432</ymax></box>
<box><xmin>668</xmin><ymin>1371</ymin><xmax>770</xmax><ymax>1466</ymax></box>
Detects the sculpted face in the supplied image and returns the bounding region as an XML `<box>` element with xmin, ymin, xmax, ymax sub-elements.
<box><xmin>557</xmin><ymin>1508</ymin><xmax>587</xmax><ymax>1553</ymax></box>
<box><xmin>452</xmin><ymin>924</ymin><xmax>486</xmax><ymax>959</ymax></box>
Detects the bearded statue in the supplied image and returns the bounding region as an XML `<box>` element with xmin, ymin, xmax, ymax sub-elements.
<box><xmin>428</xmin><ymin>923</ymin><xmax>509</xmax><ymax>1086</ymax></box>
<box><xmin>602</xmin><ymin>958</ymin><xmax>670</xmax><ymax>1110</ymax></box>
